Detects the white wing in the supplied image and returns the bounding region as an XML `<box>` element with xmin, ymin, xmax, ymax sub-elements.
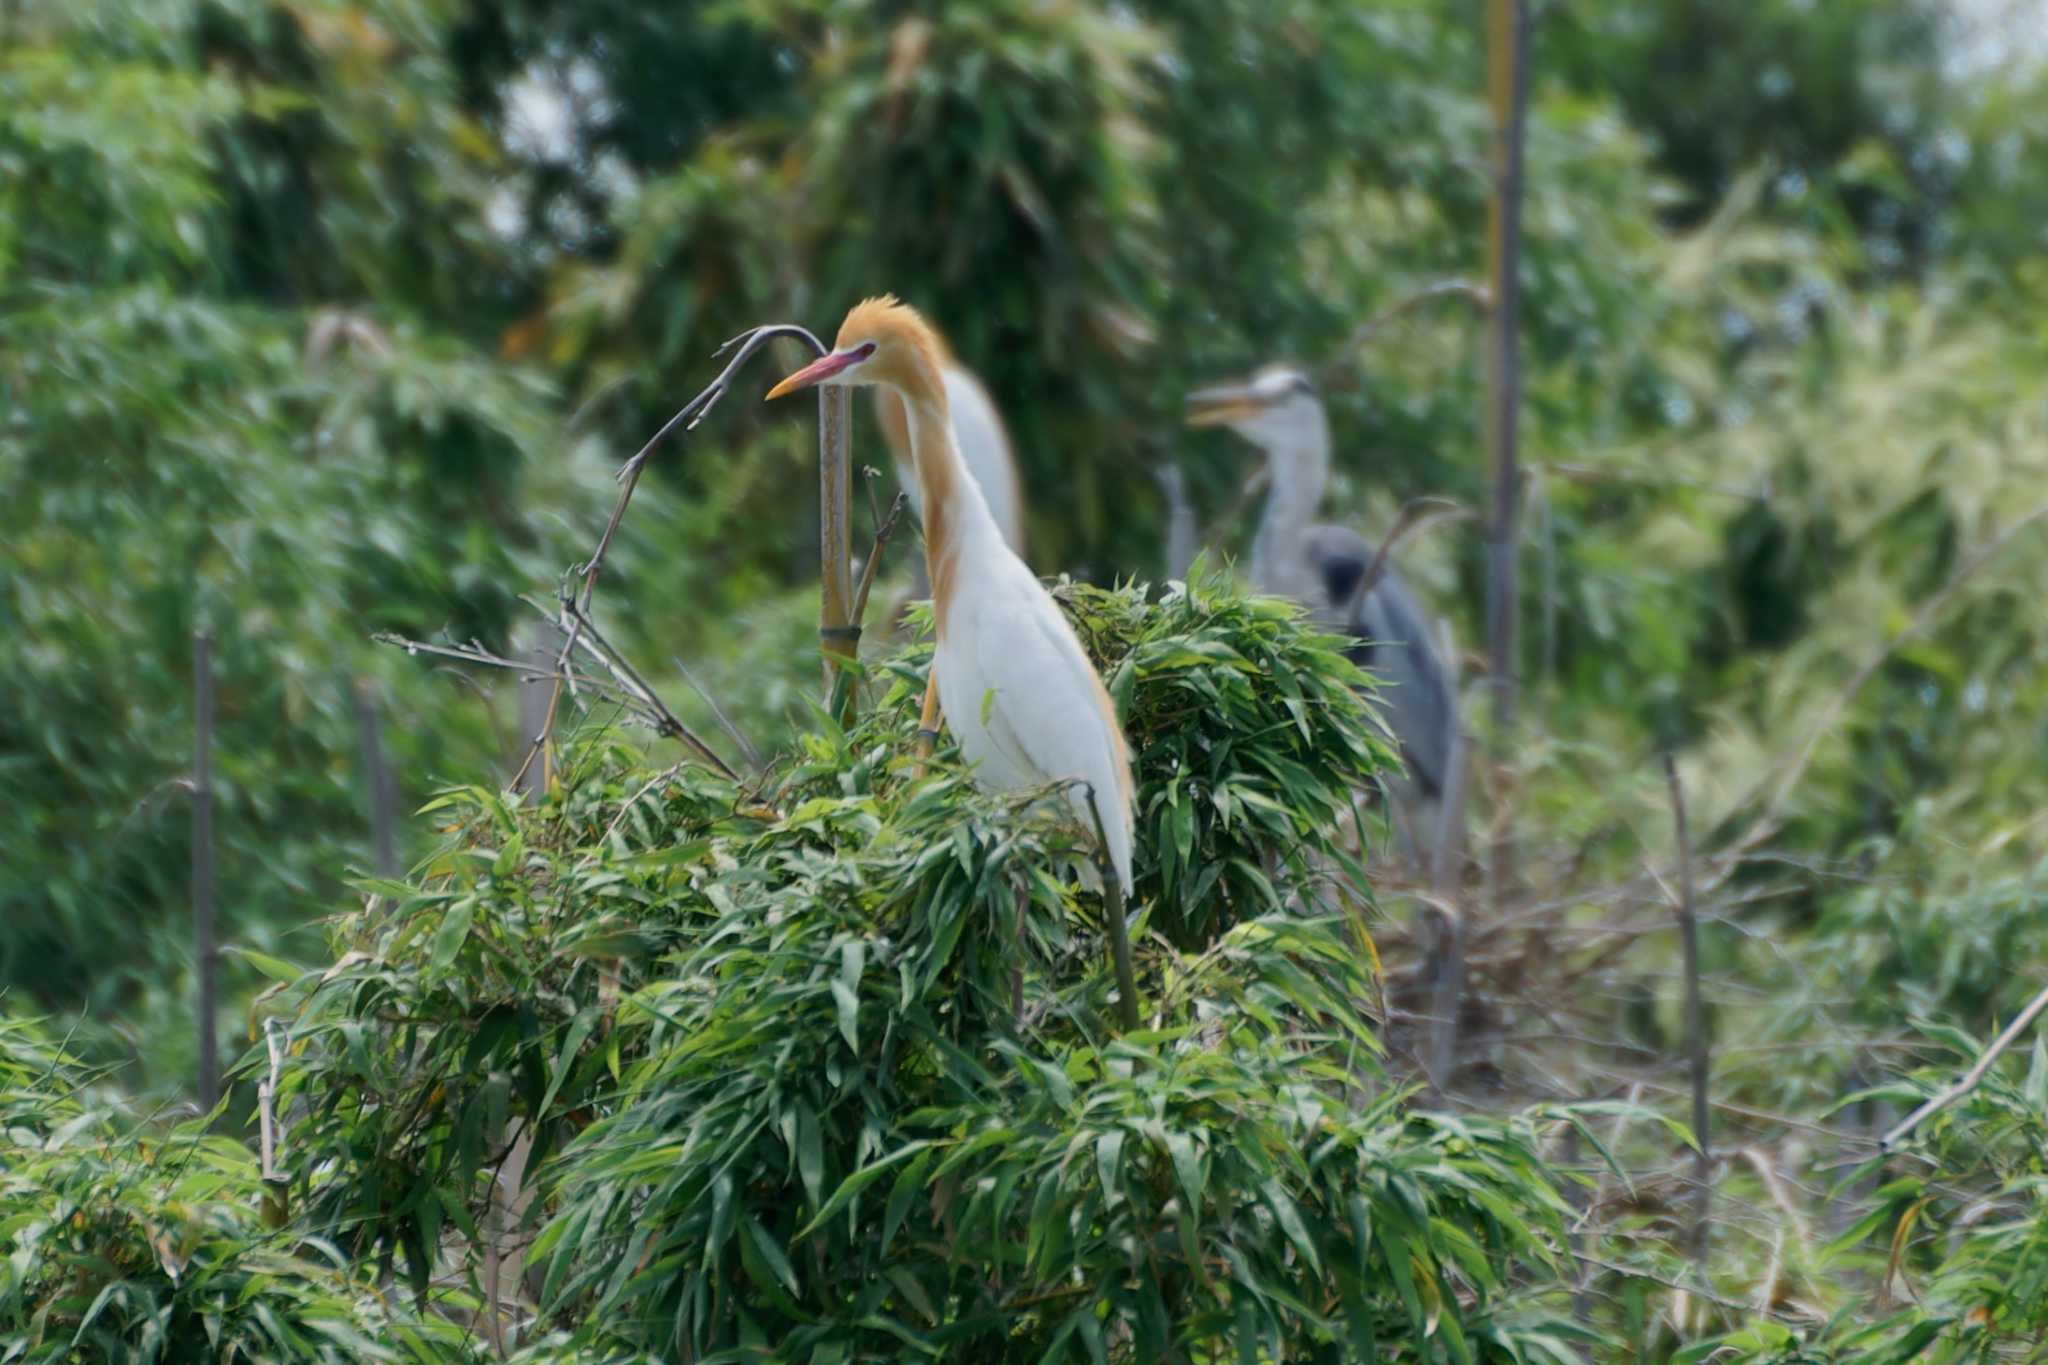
<box><xmin>971</xmin><ymin>576</ymin><xmax>1134</xmax><ymax>893</ymax></box>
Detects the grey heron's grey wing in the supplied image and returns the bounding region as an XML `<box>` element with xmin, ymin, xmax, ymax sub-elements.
<box><xmin>1303</xmin><ymin>525</ymin><xmax>1454</xmax><ymax>800</ymax></box>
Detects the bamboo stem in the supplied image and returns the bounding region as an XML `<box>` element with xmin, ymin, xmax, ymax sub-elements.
<box><xmin>1427</xmin><ymin>619</ymin><xmax>1470</xmax><ymax>1090</ymax></box>
<box><xmin>1665</xmin><ymin>753</ymin><xmax>1711</xmax><ymax>1261</ymax></box>
<box><xmin>354</xmin><ymin>678</ymin><xmax>399</xmax><ymax>880</ymax></box>
<box><xmin>818</xmin><ymin>386</ymin><xmax>858</xmax><ymax>705</ymax></box>
<box><xmin>1083</xmin><ymin>787</ymin><xmax>1141</xmax><ymax>1033</ymax></box>
<box><xmin>1103</xmin><ymin>876</ymin><xmax>1140</xmax><ymax>1034</ymax></box>
<box><xmin>191</xmin><ymin>630</ymin><xmax>218</xmax><ymax>1112</ymax></box>
<box><xmin>258</xmin><ymin>1018</ymin><xmax>284</xmax><ymax>1181</ymax></box>
<box><xmin>1483</xmin><ymin>0</ymin><xmax>1530</xmax><ymax>909</ymax></box>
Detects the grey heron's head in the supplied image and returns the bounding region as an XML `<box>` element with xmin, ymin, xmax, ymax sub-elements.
<box><xmin>1184</xmin><ymin>364</ymin><xmax>1327</xmax><ymax>459</ymax></box>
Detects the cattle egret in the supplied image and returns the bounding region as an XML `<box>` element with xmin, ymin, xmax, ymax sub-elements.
<box><xmin>1186</xmin><ymin>365</ymin><xmax>1456</xmax><ymax>822</ymax></box>
<box><xmin>768</xmin><ymin>296</ymin><xmax>1134</xmax><ymax>896</ymax></box>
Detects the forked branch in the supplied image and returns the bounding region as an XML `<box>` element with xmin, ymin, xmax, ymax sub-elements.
<box><xmin>385</xmin><ymin>323</ymin><xmax>835</xmax><ymax>786</ymax></box>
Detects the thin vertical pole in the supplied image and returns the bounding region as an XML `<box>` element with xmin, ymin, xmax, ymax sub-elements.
<box><xmin>1427</xmin><ymin>620</ymin><xmax>1470</xmax><ymax>1088</ymax></box>
<box><xmin>1484</xmin><ymin>0</ymin><xmax>1530</xmax><ymax>902</ymax></box>
<box><xmin>192</xmin><ymin>629</ymin><xmax>218</xmax><ymax>1112</ymax></box>
<box><xmin>515</xmin><ymin>623</ymin><xmax>564</xmax><ymax>798</ymax></box>
<box><xmin>1563</xmin><ymin>1123</ymin><xmax>1591</xmax><ymax>1325</ymax></box>
<box><xmin>818</xmin><ymin>386</ymin><xmax>858</xmax><ymax>709</ymax></box>
<box><xmin>354</xmin><ymin>678</ymin><xmax>400</xmax><ymax>880</ymax></box>
<box><xmin>1665</xmin><ymin>753</ymin><xmax>1711</xmax><ymax>1261</ymax></box>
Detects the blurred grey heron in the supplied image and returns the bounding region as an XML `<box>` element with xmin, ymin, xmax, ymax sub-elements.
<box><xmin>1186</xmin><ymin>365</ymin><xmax>1458</xmax><ymax>842</ymax></box>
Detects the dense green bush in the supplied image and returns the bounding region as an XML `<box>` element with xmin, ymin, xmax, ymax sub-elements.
<box><xmin>11</xmin><ymin>0</ymin><xmax>2048</xmax><ymax>1356</ymax></box>
<box><xmin>258</xmin><ymin>579</ymin><xmax>1595</xmax><ymax>1358</ymax></box>
<box><xmin>0</xmin><ymin>0</ymin><xmax>589</xmax><ymax>1096</ymax></box>
<box><xmin>0</xmin><ymin>1015</ymin><xmax>476</xmax><ymax>1362</ymax></box>
<box><xmin>1670</xmin><ymin>1025</ymin><xmax>2048</xmax><ymax>1364</ymax></box>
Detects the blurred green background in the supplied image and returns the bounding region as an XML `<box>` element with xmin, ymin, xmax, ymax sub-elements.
<box><xmin>3</xmin><ymin>0</ymin><xmax>2046</xmax><ymax>1127</ymax></box>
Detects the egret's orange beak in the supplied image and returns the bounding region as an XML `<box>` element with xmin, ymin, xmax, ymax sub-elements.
<box><xmin>765</xmin><ymin>349</ymin><xmax>866</xmax><ymax>401</ymax></box>
<box><xmin>1184</xmin><ymin>381</ymin><xmax>1265</xmax><ymax>428</ymax></box>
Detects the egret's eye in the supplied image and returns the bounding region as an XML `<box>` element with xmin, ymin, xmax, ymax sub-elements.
<box><xmin>1291</xmin><ymin>375</ymin><xmax>1316</xmax><ymax>398</ymax></box>
<box><xmin>854</xmin><ymin>341</ymin><xmax>878</xmax><ymax>359</ymax></box>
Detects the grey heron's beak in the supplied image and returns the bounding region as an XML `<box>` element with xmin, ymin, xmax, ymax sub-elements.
<box><xmin>1184</xmin><ymin>381</ymin><xmax>1267</xmax><ymax>429</ymax></box>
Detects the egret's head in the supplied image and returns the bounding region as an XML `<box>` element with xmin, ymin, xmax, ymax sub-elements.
<box><xmin>1184</xmin><ymin>364</ymin><xmax>1325</xmax><ymax>454</ymax></box>
<box><xmin>765</xmin><ymin>295</ymin><xmax>945</xmax><ymax>400</ymax></box>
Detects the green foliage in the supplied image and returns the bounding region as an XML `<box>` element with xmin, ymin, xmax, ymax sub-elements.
<box><xmin>264</xmin><ymin>580</ymin><xmax>1590</xmax><ymax>1357</ymax></box>
<box><xmin>1674</xmin><ymin>1029</ymin><xmax>2048</xmax><ymax>1363</ymax></box>
<box><xmin>1552</xmin><ymin>0</ymin><xmax>1957</xmax><ymax>262</ymax></box>
<box><xmin>0</xmin><ymin>1014</ymin><xmax>475</xmax><ymax>1362</ymax></box>
<box><xmin>0</xmin><ymin>0</ymin><xmax>596</xmax><ymax>1092</ymax></box>
<box><xmin>543</xmin><ymin>907</ymin><xmax>1578</xmax><ymax>1360</ymax></box>
<box><xmin>10</xmin><ymin>0</ymin><xmax>2048</xmax><ymax>1355</ymax></box>
<box><xmin>1058</xmin><ymin>576</ymin><xmax>1396</xmax><ymax>943</ymax></box>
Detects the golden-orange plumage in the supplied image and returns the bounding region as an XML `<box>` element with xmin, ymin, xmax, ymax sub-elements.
<box><xmin>765</xmin><ymin>295</ymin><xmax>1137</xmax><ymax>894</ymax></box>
<box><xmin>835</xmin><ymin>296</ymin><xmax>948</xmax><ymax>398</ymax></box>
<box><xmin>868</xmin><ymin>316</ymin><xmax>1027</xmax><ymax>603</ymax></box>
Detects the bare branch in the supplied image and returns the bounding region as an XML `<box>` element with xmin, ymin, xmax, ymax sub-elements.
<box><xmin>576</xmin><ymin>323</ymin><xmax>828</xmax><ymax>616</ymax></box>
<box><xmin>527</xmin><ymin>323</ymin><xmax>832</xmax><ymax>778</ymax></box>
<box><xmin>1344</xmin><ymin>496</ymin><xmax>1473</xmax><ymax>617</ymax></box>
<box><xmin>557</xmin><ymin>600</ymin><xmax>739</xmax><ymax>781</ymax></box>
<box><xmin>373</xmin><ymin>615</ymin><xmax>739</xmax><ymax>784</ymax></box>
<box><xmin>672</xmin><ymin>657</ymin><xmax>762</xmax><ymax>772</ymax></box>
<box><xmin>851</xmin><ymin>491</ymin><xmax>910</xmax><ymax>633</ymax></box>
<box><xmin>1321</xmin><ymin>280</ymin><xmax>1492</xmax><ymax>388</ymax></box>
<box><xmin>1882</xmin><ymin>980</ymin><xmax>2048</xmax><ymax>1150</ymax></box>
<box><xmin>1543</xmin><ymin>460</ymin><xmax>1762</xmax><ymax>502</ymax></box>
<box><xmin>1215</xmin><ymin>466</ymin><xmax>1271</xmax><ymax>547</ymax></box>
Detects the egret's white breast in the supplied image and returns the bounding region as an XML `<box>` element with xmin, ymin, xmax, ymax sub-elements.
<box><xmin>933</xmin><ymin>569</ymin><xmax>1043</xmax><ymax>793</ymax></box>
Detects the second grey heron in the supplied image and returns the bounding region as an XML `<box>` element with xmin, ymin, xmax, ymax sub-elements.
<box><xmin>1186</xmin><ymin>364</ymin><xmax>1457</xmax><ymax>827</ymax></box>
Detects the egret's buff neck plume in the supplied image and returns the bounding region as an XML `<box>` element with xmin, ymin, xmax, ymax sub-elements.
<box><xmin>764</xmin><ymin>295</ymin><xmax>1001</xmax><ymax>638</ymax></box>
<box><xmin>765</xmin><ymin>295</ymin><xmax>1137</xmax><ymax>900</ymax></box>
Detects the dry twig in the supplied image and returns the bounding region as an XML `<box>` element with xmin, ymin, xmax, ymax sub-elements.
<box><xmin>851</xmin><ymin>490</ymin><xmax>910</xmax><ymax>633</ymax></box>
<box><xmin>1881</xmin><ymin>979</ymin><xmax>2048</xmax><ymax>1151</ymax></box>
<box><xmin>512</xmin><ymin>323</ymin><xmax>833</xmax><ymax>786</ymax></box>
<box><xmin>672</xmin><ymin>657</ymin><xmax>762</xmax><ymax>771</ymax></box>
<box><xmin>1344</xmin><ymin>497</ymin><xmax>1473</xmax><ymax>617</ymax></box>
<box><xmin>1320</xmin><ymin>279</ymin><xmax>1491</xmax><ymax>387</ymax></box>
